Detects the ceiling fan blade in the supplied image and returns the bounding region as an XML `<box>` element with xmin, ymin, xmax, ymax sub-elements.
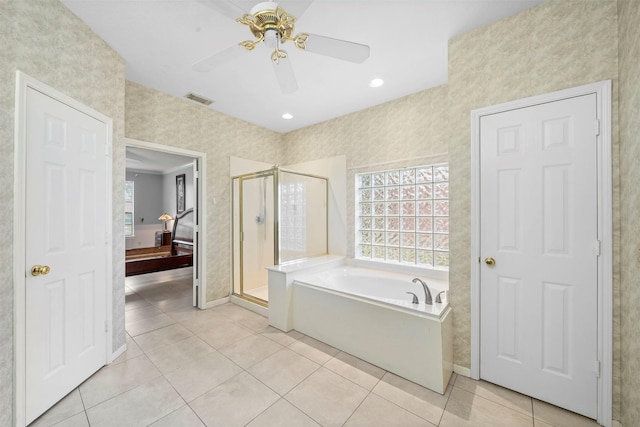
<box><xmin>272</xmin><ymin>57</ymin><xmax>298</xmax><ymax>94</ymax></box>
<box><xmin>278</xmin><ymin>0</ymin><xmax>314</xmax><ymax>19</ymax></box>
<box><xmin>193</xmin><ymin>44</ymin><xmax>245</xmax><ymax>72</ymax></box>
<box><xmin>302</xmin><ymin>33</ymin><xmax>370</xmax><ymax>64</ymax></box>
<box><xmin>194</xmin><ymin>0</ymin><xmax>248</xmax><ymax>20</ymax></box>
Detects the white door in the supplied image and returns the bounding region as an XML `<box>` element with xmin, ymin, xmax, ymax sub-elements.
<box><xmin>480</xmin><ymin>94</ymin><xmax>598</xmax><ymax>418</ymax></box>
<box><xmin>25</xmin><ymin>87</ymin><xmax>108</xmax><ymax>424</ymax></box>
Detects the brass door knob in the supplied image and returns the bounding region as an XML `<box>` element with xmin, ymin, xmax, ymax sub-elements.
<box><xmin>31</xmin><ymin>265</ymin><xmax>51</xmax><ymax>276</ymax></box>
<box><xmin>484</xmin><ymin>257</ymin><xmax>496</xmax><ymax>266</ymax></box>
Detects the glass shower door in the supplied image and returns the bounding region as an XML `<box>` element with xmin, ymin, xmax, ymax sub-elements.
<box><xmin>233</xmin><ymin>173</ymin><xmax>275</xmax><ymax>304</ymax></box>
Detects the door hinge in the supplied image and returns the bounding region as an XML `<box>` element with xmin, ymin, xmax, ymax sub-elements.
<box><xmin>194</xmin><ymin>171</ymin><xmax>199</xmax><ymax>179</ymax></box>
<box><xmin>595</xmin><ymin>119</ymin><xmax>600</xmax><ymax>136</ymax></box>
<box><xmin>594</xmin><ymin>240</ymin><xmax>601</xmax><ymax>257</ymax></box>
<box><xmin>595</xmin><ymin>360</ymin><xmax>601</xmax><ymax>378</ymax></box>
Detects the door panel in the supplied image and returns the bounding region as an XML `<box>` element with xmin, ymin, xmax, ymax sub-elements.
<box><xmin>25</xmin><ymin>87</ymin><xmax>108</xmax><ymax>424</ymax></box>
<box><xmin>480</xmin><ymin>94</ymin><xmax>597</xmax><ymax>418</ymax></box>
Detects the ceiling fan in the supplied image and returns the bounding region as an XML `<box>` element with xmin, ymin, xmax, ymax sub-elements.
<box><xmin>193</xmin><ymin>0</ymin><xmax>370</xmax><ymax>94</ymax></box>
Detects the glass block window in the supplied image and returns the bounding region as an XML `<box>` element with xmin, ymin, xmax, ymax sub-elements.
<box><xmin>356</xmin><ymin>164</ymin><xmax>449</xmax><ymax>269</ymax></box>
<box><xmin>280</xmin><ymin>182</ymin><xmax>307</xmax><ymax>255</ymax></box>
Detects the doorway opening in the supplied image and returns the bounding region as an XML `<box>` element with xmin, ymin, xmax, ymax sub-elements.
<box><xmin>470</xmin><ymin>81</ymin><xmax>613</xmax><ymax>426</ymax></box>
<box><xmin>125</xmin><ymin>138</ymin><xmax>207</xmax><ymax>311</ymax></box>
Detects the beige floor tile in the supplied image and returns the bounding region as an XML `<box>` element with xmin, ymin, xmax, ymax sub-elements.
<box><xmin>29</xmin><ymin>389</ymin><xmax>85</xmax><ymax>427</ymax></box>
<box><xmin>79</xmin><ymin>354</ymin><xmax>162</xmax><ymax>409</ymax></box>
<box><xmin>86</xmin><ymin>376</ymin><xmax>184</xmax><ymax>427</ymax></box>
<box><xmin>125</xmin><ymin>305</ymin><xmax>164</xmax><ymax>324</ymax></box>
<box><xmin>152</xmin><ymin>295</ymin><xmax>194</xmax><ymax>313</ymax></box>
<box><xmin>195</xmin><ymin>321</ymin><xmax>255</xmax><ymax>349</ymax></box>
<box><xmin>211</xmin><ymin>303</ymin><xmax>269</xmax><ymax>331</ymax></box>
<box><xmin>180</xmin><ymin>310</ymin><xmax>236</xmax><ymax>334</ymax></box>
<box><xmin>144</xmin><ymin>335</ymin><xmax>216</xmax><ymax>374</ymax></box>
<box><xmin>372</xmin><ymin>372</ymin><xmax>450</xmax><ymax>425</ymax></box>
<box><xmin>164</xmin><ymin>351</ymin><xmax>243</xmax><ymax>402</ymax></box>
<box><xmin>260</xmin><ymin>326</ymin><xmax>304</xmax><ymax>347</ymax></box>
<box><xmin>288</xmin><ymin>335</ymin><xmax>340</xmax><ymax>365</ymax></box>
<box><xmin>440</xmin><ymin>387</ymin><xmax>533</xmax><ymax>427</ymax></box>
<box><xmin>111</xmin><ymin>335</ymin><xmax>144</xmax><ymax>366</ymax></box>
<box><xmin>149</xmin><ymin>405</ymin><xmax>205</xmax><ymax>427</ymax></box>
<box><xmin>285</xmin><ymin>367</ymin><xmax>369</xmax><ymax>427</ymax></box>
<box><xmin>218</xmin><ymin>334</ymin><xmax>283</xmax><ymax>369</ymax></box>
<box><xmin>454</xmin><ymin>376</ymin><xmax>532</xmax><ymax>416</ymax></box>
<box><xmin>246</xmin><ymin>398</ymin><xmax>320</xmax><ymax>427</ymax></box>
<box><xmin>236</xmin><ymin>311</ymin><xmax>270</xmax><ymax>331</ymax></box>
<box><xmin>212</xmin><ymin>303</ymin><xmax>257</xmax><ymax>321</ymax></box>
<box><xmin>325</xmin><ymin>351</ymin><xmax>386</xmax><ymax>391</ymax></box>
<box><xmin>532</xmin><ymin>399</ymin><xmax>600</xmax><ymax>427</ymax></box>
<box><xmin>190</xmin><ymin>371</ymin><xmax>280</xmax><ymax>427</ymax></box>
<box><xmin>48</xmin><ymin>412</ymin><xmax>89</xmax><ymax>427</ymax></box>
<box><xmin>248</xmin><ymin>348</ymin><xmax>320</xmax><ymax>395</ymax></box>
<box><xmin>133</xmin><ymin>323</ymin><xmax>193</xmax><ymax>352</ymax></box>
<box><xmin>125</xmin><ymin>292</ymin><xmax>151</xmax><ymax>312</ymax></box>
<box><xmin>126</xmin><ymin>313</ymin><xmax>177</xmax><ymax>336</ymax></box>
<box><xmin>166</xmin><ymin>305</ymin><xmax>232</xmax><ymax>326</ymax></box>
<box><xmin>344</xmin><ymin>393</ymin><xmax>436</xmax><ymax>427</ymax></box>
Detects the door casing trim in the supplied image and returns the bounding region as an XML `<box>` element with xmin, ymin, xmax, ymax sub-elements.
<box><xmin>13</xmin><ymin>71</ymin><xmax>114</xmax><ymax>427</ymax></box>
<box><xmin>124</xmin><ymin>137</ymin><xmax>207</xmax><ymax>309</ymax></box>
<box><xmin>470</xmin><ymin>80</ymin><xmax>613</xmax><ymax>427</ymax></box>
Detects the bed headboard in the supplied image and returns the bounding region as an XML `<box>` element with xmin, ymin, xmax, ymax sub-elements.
<box><xmin>172</xmin><ymin>208</ymin><xmax>194</xmax><ymax>247</ymax></box>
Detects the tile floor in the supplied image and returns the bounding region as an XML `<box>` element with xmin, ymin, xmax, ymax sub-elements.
<box><xmin>31</xmin><ymin>268</ymin><xmax>601</xmax><ymax>427</ymax></box>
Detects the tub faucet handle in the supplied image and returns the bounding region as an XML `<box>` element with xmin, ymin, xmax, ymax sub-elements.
<box><xmin>435</xmin><ymin>291</ymin><xmax>446</xmax><ymax>304</ymax></box>
<box><xmin>406</xmin><ymin>292</ymin><xmax>419</xmax><ymax>304</ymax></box>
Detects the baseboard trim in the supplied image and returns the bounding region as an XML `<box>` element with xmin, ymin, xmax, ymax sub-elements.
<box><xmin>205</xmin><ymin>296</ymin><xmax>230</xmax><ymax>309</ymax></box>
<box><xmin>230</xmin><ymin>295</ymin><xmax>268</xmax><ymax>317</ymax></box>
<box><xmin>110</xmin><ymin>343</ymin><xmax>127</xmax><ymax>364</ymax></box>
<box><xmin>453</xmin><ymin>364</ymin><xmax>471</xmax><ymax>377</ymax></box>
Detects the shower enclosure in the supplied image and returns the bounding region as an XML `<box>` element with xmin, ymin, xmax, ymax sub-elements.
<box><xmin>232</xmin><ymin>167</ymin><xmax>328</xmax><ymax>306</ymax></box>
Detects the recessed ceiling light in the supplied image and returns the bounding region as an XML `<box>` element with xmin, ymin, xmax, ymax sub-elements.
<box><xmin>282</xmin><ymin>113</ymin><xmax>293</xmax><ymax>119</ymax></box>
<box><xmin>369</xmin><ymin>78</ymin><xmax>384</xmax><ymax>88</ymax></box>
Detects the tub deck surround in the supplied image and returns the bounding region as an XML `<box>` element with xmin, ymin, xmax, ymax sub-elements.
<box><xmin>267</xmin><ymin>255</ymin><xmax>346</xmax><ymax>331</ymax></box>
<box><xmin>267</xmin><ymin>257</ymin><xmax>452</xmax><ymax>394</ymax></box>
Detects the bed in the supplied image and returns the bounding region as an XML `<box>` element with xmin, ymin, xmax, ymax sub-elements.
<box><xmin>125</xmin><ymin>208</ymin><xmax>194</xmax><ymax>276</ymax></box>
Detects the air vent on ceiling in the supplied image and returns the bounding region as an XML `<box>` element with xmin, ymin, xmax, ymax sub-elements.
<box><xmin>185</xmin><ymin>92</ymin><xmax>214</xmax><ymax>106</ymax></box>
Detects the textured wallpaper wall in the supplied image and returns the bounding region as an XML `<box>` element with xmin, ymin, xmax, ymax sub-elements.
<box><xmin>125</xmin><ymin>82</ymin><xmax>285</xmax><ymax>302</ymax></box>
<box><xmin>448</xmin><ymin>0</ymin><xmax>620</xmax><ymax>417</ymax></box>
<box><xmin>0</xmin><ymin>0</ymin><xmax>126</xmax><ymax>424</ymax></box>
<box><xmin>283</xmin><ymin>85</ymin><xmax>451</xmax><ymax>258</ymax></box>
<box><xmin>618</xmin><ymin>0</ymin><xmax>640</xmax><ymax>425</ymax></box>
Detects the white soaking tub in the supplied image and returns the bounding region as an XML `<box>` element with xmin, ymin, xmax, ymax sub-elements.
<box><xmin>292</xmin><ymin>266</ymin><xmax>452</xmax><ymax>394</ymax></box>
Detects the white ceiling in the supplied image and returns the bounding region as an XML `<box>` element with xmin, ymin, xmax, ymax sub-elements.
<box><xmin>126</xmin><ymin>146</ymin><xmax>194</xmax><ymax>173</ymax></box>
<box><xmin>61</xmin><ymin>0</ymin><xmax>542</xmax><ymax>134</ymax></box>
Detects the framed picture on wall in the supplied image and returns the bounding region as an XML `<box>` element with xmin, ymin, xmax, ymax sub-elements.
<box><xmin>176</xmin><ymin>174</ymin><xmax>186</xmax><ymax>214</ymax></box>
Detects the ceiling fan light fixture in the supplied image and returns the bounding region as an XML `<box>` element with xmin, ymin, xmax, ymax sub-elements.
<box><xmin>369</xmin><ymin>78</ymin><xmax>384</xmax><ymax>88</ymax></box>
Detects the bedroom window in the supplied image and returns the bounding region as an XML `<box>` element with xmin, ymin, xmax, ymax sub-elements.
<box><xmin>124</xmin><ymin>180</ymin><xmax>134</xmax><ymax>237</ymax></box>
<box><xmin>355</xmin><ymin>164</ymin><xmax>449</xmax><ymax>269</ymax></box>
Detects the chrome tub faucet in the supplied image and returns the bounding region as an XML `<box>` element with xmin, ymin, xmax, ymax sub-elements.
<box><xmin>412</xmin><ymin>277</ymin><xmax>432</xmax><ymax>305</ymax></box>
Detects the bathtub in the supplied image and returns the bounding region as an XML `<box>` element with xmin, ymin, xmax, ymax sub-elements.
<box><xmin>291</xmin><ymin>265</ymin><xmax>453</xmax><ymax>394</ymax></box>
